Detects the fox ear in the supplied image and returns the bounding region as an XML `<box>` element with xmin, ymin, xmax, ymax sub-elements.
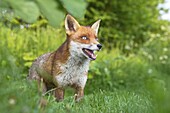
<box><xmin>91</xmin><ymin>19</ymin><xmax>101</xmax><ymax>36</ymax></box>
<box><xmin>65</xmin><ymin>14</ymin><xmax>80</xmax><ymax>35</ymax></box>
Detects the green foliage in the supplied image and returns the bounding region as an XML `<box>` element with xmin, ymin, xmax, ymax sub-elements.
<box><xmin>0</xmin><ymin>47</ymin><xmax>39</xmax><ymax>112</ymax></box>
<box><xmin>36</xmin><ymin>0</ymin><xmax>64</xmax><ymax>27</ymax></box>
<box><xmin>0</xmin><ymin>45</ymin><xmax>20</xmax><ymax>80</ymax></box>
<box><xmin>85</xmin><ymin>0</ymin><xmax>166</xmax><ymax>51</ymax></box>
<box><xmin>7</xmin><ymin>0</ymin><xmax>40</xmax><ymax>23</ymax></box>
<box><xmin>60</xmin><ymin>0</ymin><xmax>87</xmax><ymax>18</ymax></box>
<box><xmin>0</xmin><ymin>0</ymin><xmax>87</xmax><ymax>27</ymax></box>
<box><xmin>0</xmin><ymin>22</ymin><xmax>170</xmax><ymax>112</ymax></box>
<box><xmin>0</xmin><ymin>23</ymin><xmax>65</xmax><ymax>72</ymax></box>
<box><xmin>1</xmin><ymin>0</ymin><xmax>170</xmax><ymax>112</ymax></box>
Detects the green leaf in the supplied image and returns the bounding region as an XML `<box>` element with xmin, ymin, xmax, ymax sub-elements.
<box><xmin>36</xmin><ymin>0</ymin><xmax>65</xmax><ymax>27</ymax></box>
<box><xmin>7</xmin><ymin>0</ymin><xmax>40</xmax><ymax>23</ymax></box>
<box><xmin>60</xmin><ymin>0</ymin><xmax>87</xmax><ymax>19</ymax></box>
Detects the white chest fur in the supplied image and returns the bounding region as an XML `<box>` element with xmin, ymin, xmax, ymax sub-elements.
<box><xmin>55</xmin><ymin>57</ymin><xmax>89</xmax><ymax>87</ymax></box>
<box><xmin>54</xmin><ymin>41</ymin><xmax>90</xmax><ymax>88</ymax></box>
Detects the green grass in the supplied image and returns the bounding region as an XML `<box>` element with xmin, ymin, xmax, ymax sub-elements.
<box><xmin>0</xmin><ymin>25</ymin><xmax>170</xmax><ymax>113</ymax></box>
<box><xmin>44</xmin><ymin>91</ymin><xmax>152</xmax><ymax>113</ymax></box>
<box><xmin>0</xmin><ymin>76</ymin><xmax>153</xmax><ymax>113</ymax></box>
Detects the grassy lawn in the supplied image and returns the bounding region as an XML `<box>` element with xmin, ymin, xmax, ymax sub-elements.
<box><xmin>0</xmin><ymin>77</ymin><xmax>153</xmax><ymax>113</ymax></box>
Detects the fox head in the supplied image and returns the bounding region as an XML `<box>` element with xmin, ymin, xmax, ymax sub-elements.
<box><xmin>65</xmin><ymin>14</ymin><xmax>102</xmax><ymax>60</ymax></box>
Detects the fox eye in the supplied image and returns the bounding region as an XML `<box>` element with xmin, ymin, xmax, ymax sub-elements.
<box><xmin>81</xmin><ymin>36</ymin><xmax>88</xmax><ymax>40</ymax></box>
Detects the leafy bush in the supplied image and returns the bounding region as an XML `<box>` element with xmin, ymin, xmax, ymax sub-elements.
<box><xmin>85</xmin><ymin>0</ymin><xmax>167</xmax><ymax>52</ymax></box>
<box><xmin>0</xmin><ymin>0</ymin><xmax>87</xmax><ymax>27</ymax></box>
<box><xmin>0</xmin><ymin>23</ymin><xmax>66</xmax><ymax>74</ymax></box>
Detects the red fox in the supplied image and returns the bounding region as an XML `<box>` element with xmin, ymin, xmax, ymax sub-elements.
<box><xmin>28</xmin><ymin>14</ymin><xmax>102</xmax><ymax>102</ymax></box>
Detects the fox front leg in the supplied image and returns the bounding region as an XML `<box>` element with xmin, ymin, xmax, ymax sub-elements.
<box><xmin>74</xmin><ymin>87</ymin><xmax>84</xmax><ymax>102</ymax></box>
<box><xmin>54</xmin><ymin>88</ymin><xmax>65</xmax><ymax>102</ymax></box>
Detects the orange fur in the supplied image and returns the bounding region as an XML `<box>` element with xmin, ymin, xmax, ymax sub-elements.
<box><xmin>69</xmin><ymin>26</ymin><xmax>99</xmax><ymax>45</ymax></box>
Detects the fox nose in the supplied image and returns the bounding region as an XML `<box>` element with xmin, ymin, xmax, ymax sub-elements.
<box><xmin>97</xmin><ymin>44</ymin><xmax>102</xmax><ymax>50</ymax></box>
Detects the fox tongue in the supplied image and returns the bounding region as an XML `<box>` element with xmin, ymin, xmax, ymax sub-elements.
<box><xmin>91</xmin><ymin>53</ymin><xmax>96</xmax><ymax>60</ymax></box>
<box><xmin>84</xmin><ymin>49</ymin><xmax>96</xmax><ymax>60</ymax></box>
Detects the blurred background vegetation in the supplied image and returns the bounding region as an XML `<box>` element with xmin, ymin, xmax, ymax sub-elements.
<box><xmin>0</xmin><ymin>0</ymin><xmax>170</xmax><ymax>113</ymax></box>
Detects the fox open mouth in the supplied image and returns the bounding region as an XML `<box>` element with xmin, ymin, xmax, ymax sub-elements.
<box><xmin>82</xmin><ymin>48</ymin><xmax>97</xmax><ymax>60</ymax></box>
